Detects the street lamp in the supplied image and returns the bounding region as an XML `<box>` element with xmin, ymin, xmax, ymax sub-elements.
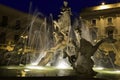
<box><xmin>101</xmin><ymin>2</ymin><xmax>105</xmax><ymax>5</ymax></box>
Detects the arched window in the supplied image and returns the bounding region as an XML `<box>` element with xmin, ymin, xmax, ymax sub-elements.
<box><xmin>105</xmin><ymin>26</ymin><xmax>117</xmax><ymax>38</ymax></box>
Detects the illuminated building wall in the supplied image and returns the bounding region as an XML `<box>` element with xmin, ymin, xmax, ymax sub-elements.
<box><xmin>80</xmin><ymin>2</ymin><xmax>120</xmax><ymax>40</ymax></box>
<box><xmin>80</xmin><ymin>3</ymin><xmax>120</xmax><ymax>66</ymax></box>
<box><xmin>0</xmin><ymin>4</ymin><xmax>30</xmax><ymax>45</ymax></box>
<box><xmin>0</xmin><ymin>4</ymin><xmax>43</xmax><ymax>47</ymax></box>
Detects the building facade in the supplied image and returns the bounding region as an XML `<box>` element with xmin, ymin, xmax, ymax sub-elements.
<box><xmin>80</xmin><ymin>2</ymin><xmax>120</xmax><ymax>66</ymax></box>
<box><xmin>0</xmin><ymin>4</ymin><xmax>43</xmax><ymax>50</ymax></box>
<box><xmin>80</xmin><ymin>2</ymin><xmax>120</xmax><ymax>41</ymax></box>
<box><xmin>0</xmin><ymin>4</ymin><xmax>30</xmax><ymax>45</ymax></box>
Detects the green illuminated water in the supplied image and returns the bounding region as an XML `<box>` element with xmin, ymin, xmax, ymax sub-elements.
<box><xmin>0</xmin><ymin>66</ymin><xmax>120</xmax><ymax>80</ymax></box>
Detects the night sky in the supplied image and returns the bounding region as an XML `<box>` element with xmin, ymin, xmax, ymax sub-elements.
<box><xmin>0</xmin><ymin>0</ymin><xmax>120</xmax><ymax>18</ymax></box>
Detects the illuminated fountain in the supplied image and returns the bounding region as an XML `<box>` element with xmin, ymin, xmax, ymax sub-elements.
<box><xmin>1</xmin><ymin>1</ymin><xmax>120</xmax><ymax>78</ymax></box>
<box><xmin>24</xmin><ymin>6</ymin><xmax>106</xmax><ymax>75</ymax></box>
<box><xmin>3</xmin><ymin>1</ymin><xmax>104</xmax><ymax>75</ymax></box>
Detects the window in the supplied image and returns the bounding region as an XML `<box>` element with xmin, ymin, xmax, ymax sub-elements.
<box><xmin>105</xmin><ymin>26</ymin><xmax>117</xmax><ymax>37</ymax></box>
<box><xmin>15</xmin><ymin>20</ymin><xmax>21</xmax><ymax>30</ymax></box>
<box><xmin>91</xmin><ymin>19</ymin><xmax>96</xmax><ymax>26</ymax></box>
<box><xmin>14</xmin><ymin>35</ymin><xmax>19</xmax><ymax>43</ymax></box>
<box><xmin>89</xmin><ymin>27</ymin><xmax>98</xmax><ymax>40</ymax></box>
<box><xmin>107</xmin><ymin>17</ymin><xmax>113</xmax><ymax>25</ymax></box>
<box><xmin>1</xmin><ymin>16</ymin><xmax>8</xmax><ymax>27</ymax></box>
<box><xmin>0</xmin><ymin>32</ymin><xmax>6</xmax><ymax>44</ymax></box>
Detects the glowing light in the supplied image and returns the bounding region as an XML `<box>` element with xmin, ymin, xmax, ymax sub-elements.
<box><xmin>31</xmin><ymin>51</ymin><xmax>47</xmax><ymax>65</ymax></box>
<box><xmin>98</xmin><ymin>5</ymin><xmax>110</xmax><ymax>10</ymax></box>
<box><xmin>31</xmin><ymin>62</ymin><xmax>38</xmax><ymax>66</ymax></box>
<box><xmin>26</xmin><ymin>65</ymin><xmax>44</xmax><ymax>70</ymax></box>
<box><xmin>94</xmin><ymin>3</ymin><xmax>112</xmax><ymax>10</ymax></box>
<box><xmin>56</xmin><ymin>60</ymin><xmax>72</xmax><ymax>69</ymax></box>
<box><xmin>24</xmin><ymin>69</ymin><xmax>30</xmax><ymax>72</ymax></box>
<box><xmin>6</xmin><ymin>45</ymin><xmax>14</xmax><ymax>51</ymax></box>
<box><xmin>101</xmin><ymin>2</ymin><xmax>105</xmax><ymax>5</ymax></box>
<box><xmin>4</xmin><ymin>66</ymin><xmax>24</xmax><ymax>69</ymax></box>
<box><xmin>20</xmin><ymin>35</ymin><xmax>28</xmax><ymax>39</ymax></box>
<box><xmin>93</xmin><ymin>66</ymin><xmax>104</xmax><ymax>70</ymax></box>
<box><xmin>25</xmin><ymin>36</ymin><xmax>28</xmax><ymax>39</ymax></box>
<box><xmin>99</xmin><ymin>70</ymin><xmax>120</xmax><ymax>74</ymax></box>
<box><xmin>115</xmin><ymin>70</ymin><xmax>120</xmax><ymax>73</ymax></box>
<box><xmin>93</xmin><ymin>67</ymin><xmax>120</xmax><ymax>74</ymax></box>
<box><xmin>21</xmin><ymin>36</ymin><xmax>24</xmax><ymax>38</ymax></box>
<box><xmin>21</xmin><ymin>70</ymin><xmax>26</xmax><ymax>77</ymax></box>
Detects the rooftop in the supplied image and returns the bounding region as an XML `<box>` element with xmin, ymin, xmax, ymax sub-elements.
<box><xmin>82</xmin><ymin>2</ymin><xmax>120</xmax><ymax>12</ymax></box>
<box><xmin>80</xmin><ymin>2</ymin><xmax>120</xmax><ymax>18</ymax></box>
